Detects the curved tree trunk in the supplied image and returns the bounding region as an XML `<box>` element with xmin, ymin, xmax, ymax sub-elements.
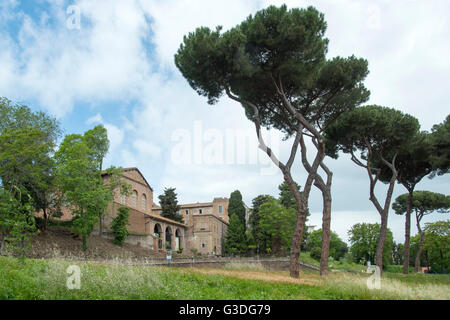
<box><xmin>402</xmin><ymin>190</ymin><xmax>413</xmax><ymax>274</ymax></box>
<box><xmin>315</xmin><ymin>157</ymin><xmax>333</xmax><ymax>277</ymax></box>
<box><xmin>415</xmin><ymin>230</ymin><xmax>425</xmax><ymax>273</ymax></box>
<box><xmin>285</xmin><ymin>173</ymin><xmax>307</xmax><ymax>279</ymax></box>
<box><xmin>375</xmin><ymin>212</ymin><xmax>389</xmax><ymax>271</ymax></box>
<box><xmin>319</xmin><ymin>189</ymin><xmax>331</xmax><ymax>276</ymax></box>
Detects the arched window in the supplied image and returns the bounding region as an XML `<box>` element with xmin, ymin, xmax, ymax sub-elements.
<box><xmin>141</xmin><ymin>194</ymin><xmax>147</xmax><ymax>211</ymax></box>
<box><xmin>120</xmin><ymin>194</ymin><xmax>126</xmax><ymax>205</ymax></box>
<box><xmin>131</xmin><ymin>190</ymin><xmax>138</xmax><ymax>208</ymax></box>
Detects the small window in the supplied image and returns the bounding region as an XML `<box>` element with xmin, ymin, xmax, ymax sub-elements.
<box><xmin>120</xmin><ymin>194</ymin><xmax>126</xmax><ymax>205</ymax></box>
<box><xmin>201</xmin><ymin>244</ymin><xmax>205</xmax><ymax>248</ymax></box>
<box><xmin>219</xmin><ymin>205</ymin><xmax>223</xmax><ymax>213</ymax></box>
<box><xmin>199</xmin><ymin>209</ymin><xmax>203</xmax><ymax>214</ymax></box>
<box><xmin>131</xmin><ymin>190</ymin><xmax>138</xmax><ymax>208</ymax></box>
<box><xmin>185</xmin><ymin>209</ymin><xmax>189</xmax><ymax>215</ymax></box>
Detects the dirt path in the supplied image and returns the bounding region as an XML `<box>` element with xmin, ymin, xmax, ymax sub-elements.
<box><xmin>184</xmin><ymin>268</ymin><xmax>323</xmax><ymax>287</ymax></box>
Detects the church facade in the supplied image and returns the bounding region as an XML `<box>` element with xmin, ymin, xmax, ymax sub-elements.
<box><xmin>100</xmin><ymin>167</ymin><xmax>231</xmax><ymax>255</ymax></box>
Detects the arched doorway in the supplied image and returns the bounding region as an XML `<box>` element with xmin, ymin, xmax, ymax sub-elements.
<box><xmin>175</xmin><ymin>229</ymin><xmax>182</xmax><ymax>251</ymax></box>
<box><xmin>154</xmin><ymin>224</ymin><xmax>163</xmax><ymax>250</ymax></box>
<box><xmin>165</xmin><ymin>226</ymin><xmax>172</xmax><ymax>250</ymax></box>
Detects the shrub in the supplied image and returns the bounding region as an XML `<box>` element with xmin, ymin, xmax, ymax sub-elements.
<box><xmin>110</xmin><ymin>207</ymin><xmax>130</xmax><ymax>247</ymax></box>
<box><xmin>310</xmin><ymin>247</ymin><xmax>322</xmax><ymax>261</ymax></box>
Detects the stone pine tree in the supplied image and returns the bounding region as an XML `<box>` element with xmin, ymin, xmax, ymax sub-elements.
<box><xmin>325</xmin><ymin>105</ymin><xmax>419</xmax><ymax>271</ymax></box>
<box><xmin>158</xmin><ymin>188</ymin><xmax>183</xmax><ymax>223</ymax></box>
<box><xmin>228</xmin><ymin>190</ymin><xmax>246</xmax><ymax>231</ymax></box>
<box><xmin>390</xmin><ymin>132</ymin><xmax>433</xmax><ymax>274</ymax></box>
<box><xmin>175</xmin><ymin>5</ymin><xmax>370</xmax><ymax>278</ymax></box>
<box><xmin>430</xmin><ymin>115</ymin><xmax>450</xmax><ymax>176</ymax></box>
<box><xmin>393</xmin><ymin>191</ymin><xmax>450</xmax><ymax>272</ymax></box>
<box><xmin>373</xmin><ymin>131</ymin><xmax>434</xmax><ymax>274</ymax></box>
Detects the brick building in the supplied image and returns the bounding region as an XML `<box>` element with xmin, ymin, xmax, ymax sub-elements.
<box><xmin>153</xmin><ymin>197</ymin><xmax>234</xmax><ymax>255</ymax></box>
<box><xmin>45</xmin><ymin>167</ymin><xmax>237</xmax><ymax>255</ymax></box>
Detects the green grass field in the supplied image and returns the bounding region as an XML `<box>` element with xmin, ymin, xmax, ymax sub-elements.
<box><xmin>1</xmin><ymin>257</ymin><xmax>449</xmax><ymax>300</ymax></box>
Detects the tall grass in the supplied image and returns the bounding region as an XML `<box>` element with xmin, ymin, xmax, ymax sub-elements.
<box><xmin>0</xmin><ymin>257</ymin><xmax>448</xmax><ymax>300</ymax></box>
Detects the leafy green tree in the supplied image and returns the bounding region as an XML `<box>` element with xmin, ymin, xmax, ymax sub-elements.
<box><xmin>158</xmin><ymin>188</ymin><xmax>183</xmax><ymax>223</ymax></box>
<box><xmin>0</xmin><ymin>186</ymin><xmax>39</xmax><ymax>261</ymax></box>
<box><xmin>348</xmin><ymin>223</ymin><xmax>394</xmax><ymax>268</ymax></box>
<box><xmin>111</xmin><ymin>206</ymin><xmax>130</xmax><ymax>247</ymax></box>
<box><xmin>83</xmin><ymin>124</ymin><xmax>109</xmax><ymax>172</ymax></box>
<box><xmin>393</xmin><ymin>191</ymin><xmax>450</xmax><ymax>272</ymax></box>
<box><xmin>0</xmin><ymin>97</ymin><xmax>61</xmax><ymax>229</ymax></box>
<box><xmin>430</xmin><ymin>115</ymin><xmax>450</xmax><ymax>176</ymax></box>
<box><xmin>82</xmin><ymin>125</ymin><xmax>125</xmax><ymax>236</ymax></box>
<box><xmin>258</xmin><ymin>199</ymin><xmax>297</xmax><ymax>255</ymax></box>
<box><xmin>306</xmin><ymin>229</ymin><xmax>348</xmax><ymax>261</ymax></box>
<box><xmin>175</xmin><ymin>5</ymin><xmax>370</xmax><ymax>278</ymax></box>
<box><xmin>325</xmin><ymin>105</ymin><xmax>419</xmax><ymax>271</ymax></box>
<box><xmin>423</xmin><ymin>220</ymin><xmax>449</xmax><ymax>273</ymax></box>
<box><xmin>278</xmin><ymin>182</ymin><xmax>301</xmax><ymax>210</ymax></box>
<box><xmin>392</xmin><ymin>242</ymin><xmax>404</xmax><ymax>266</ymax></box>
<box><xmin>55</xmin><ymin>131</ymin><xmax>123</xmax><ymax>251</ymax></box>
<box><xmin>248</xmin><ymin>194</ymin><xmax>274</xmax><ymax>253</ymax></box>
<box><xmin>224</xmin><ymin>213</ymin><xmax>247</xmax><ymax>255</ymax></box>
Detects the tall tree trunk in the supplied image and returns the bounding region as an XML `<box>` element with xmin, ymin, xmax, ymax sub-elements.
<box><xmin>0</xmin><ymin>231</ymin><xmax>6</xmax><ymax>255</ymax></box>
<box><xmin>375</xmin><ymin>211</ymin><xmax>389</xmax><ymax>272</ymax></box>
<box><xmin>415</xmin><ymin>230</ymin><xmax>425</xmax><ymax>273</ymax></box>
<box><xmin>285</xmin><ymin>173</ymin><xmax>307</xmax><ymax>279</ymax></box>
<box><xmin>314</xmin><ymin>156</ymin><xmax>333</xmax><ymax>277</ymax></box>
<box><xmin>402</xmin><ymin>189</ymin><xmax>413</xmax><ymax>274</ymax></box>
<box><xmin>319</xmin><ymin>188</ymin><xmax>331</xmax><ymax>276</ymax></box>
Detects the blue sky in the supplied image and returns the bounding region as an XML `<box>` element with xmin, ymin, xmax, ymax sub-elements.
<box><xmin>0</xmin><ymin>0</ymin><xmax>449</xmax><ymax>243</ymax></box>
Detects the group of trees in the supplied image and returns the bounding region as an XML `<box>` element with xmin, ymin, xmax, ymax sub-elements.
<box><xmin>225</xmin><ymin>183</ymin><xmax>306</xmax><ymax>256</ymax></box>
<box><xmin>393</xmin><ymin>192</ymin><xmax>449</xmax><ymax>273</ymax></box>
<box><xmin>175</xmin><ymin>4</ymin><xmax>449</xmax><ymax>277</ymax></box>
<box><xmin>348</xmin><ymin>220</ymin><xmax>449</xmax><ymax>273</ymax></box>
<box><xmin>0</xmin><ymin>97</ymin><xmax>131</xmax><ymax>257</ymax></box>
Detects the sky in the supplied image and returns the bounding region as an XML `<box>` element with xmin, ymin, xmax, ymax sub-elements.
<box><xmin>0</xmin><ymin>0</ymin><xmax>449</xmax><ymax>243</ymax></box>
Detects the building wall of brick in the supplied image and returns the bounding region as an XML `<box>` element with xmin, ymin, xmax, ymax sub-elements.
<box><xmin>111</xmin><ymin>169</ymin><xmax>153</xmax><ymax>214</ymax></box>
<box><xmin>212</xmin><ymin>197</ymin><xmax>229</xmax><ymax>223</ymax></box>
<box><xmin>189</xmin><ymin>214</ymin><xmax>228</xmax><ymax>255</ymax></box>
